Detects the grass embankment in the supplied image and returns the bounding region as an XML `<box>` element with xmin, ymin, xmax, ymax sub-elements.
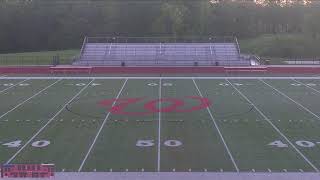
<box><xmin>239</xmin><ymin>34</ymin><xmax>320</xmax><ymax>65</ymax></box>
<box><xmin>0</xmin><ymin>49</ymin><xmax>79</xmax><ymax>65</ymax></box>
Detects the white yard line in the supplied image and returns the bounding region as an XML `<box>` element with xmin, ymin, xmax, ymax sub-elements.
<box><xmin>78</xmin><ymin>79</ymin><xmax>128</xmax><ymax>172</ymax></box>
<box><xmin>260</xmin><ymin>79</ymin><xmax>320</xmax><ymax>120</ymax></box>
<box><xmin>192</xmin><ymin>78</ymin><xmax>239</xmax><ymax>172</ymax></box>
<box><xmin>2</xmin><ymin>76</ymin><xmax>320</xmax><ymax>80</ymax></box>
<box><xmin>225</xmin><ymin>79</ymin><xmax>319</xmax><ymax>172</ymax></box>
<box><xmin>157</xmin><ymin>78</ymin><xmax>162</xmax><ymax>172</ymax></box>
<box><xmin>6</xmin><ymin>79</ymin><xmax>95</xmax><ymax>164</ymax></box>
<box><xmin>0</xmin><ymin>79</ymin><xmax>62</xmax><ymax>120</ymax></box>
<box><xmin>0</xmin><ymin>79</ymin><xmax>29</xmax><ymax>94</ymax></box>
<box><xmin>291</xmin><ymin>78</ymin><xmax>320</xmax><ymax>94</ymax></box>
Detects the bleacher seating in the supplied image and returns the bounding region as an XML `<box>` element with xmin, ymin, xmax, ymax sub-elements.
<box><xmin>73</xmin><ymin>37</ymin><xmax>251</xmax><ymax>66</ymax></box>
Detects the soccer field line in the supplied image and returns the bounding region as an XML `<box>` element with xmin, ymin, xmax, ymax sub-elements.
<box><xmin>157</xmin><ymin>78</ymin><xmax>162</xmax><ymax>172</ymax></box>
<box><xmin>2</xmin><ymin>76</ymin><xmax>320</xmax><ymax>80</ymax></box>
<box><xmin>0</xmin><ymin>79</ymin><xmax>29</xmax><ymax>94</ymax></box>
<box><xmin>6</xmin><ymin>79</ymin><xmax>95</xmax><ymax>164</ymax></box>
<box><xmin>225</xmin><ymin>79</ymin><xmax>319</xmax><ymax>172</ymax></box>
<box><xmin>192</xmin><ymin>78</ymin><xmax>239</xmax><ymax>172</ymax></box>
<box><xmin>260</xmin><ymin>79</ymin><xmax>320</xmax><ymax>120</ymax></box>
<box><xmin>0</xmin><ymin>79</ymin><xmax>61</xmax><ymax>120</ymax></box>
<box><xmin>78</xmin><ymin>79</ymin><xmax>128</xmax><ymax>172</ymax></box>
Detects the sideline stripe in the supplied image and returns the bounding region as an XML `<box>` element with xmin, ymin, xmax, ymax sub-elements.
<box><xmin>6</xmin><ymin>79</ymin><xmax>95</xmax><ymax>164</ymax></box>
<box><xmin>192</xmin><ymin>78</ymin><xmax>239</xmax><ymax>172</ymax></box>
<box><xmin>0</xmin><ymin>79</ymin><xmax>29</xmax><ymax>94</ymax></box>
<box><xmin>2</xmin><ymin>76</ymin><xmax>320</xmax><ymax>80</ymax></box>
<box><xmin>226</xmin><ymin>79</ymin><xmax>319</xmax><ymax>172</ymax></box>
<box><xmin>78</xmin><ymin>79</ymin><xmax>128</xmax><ymax>172</ymax></box>
<box><xmin>0</xmin><ymin>79</ymin><xmax>61</xmax><ymax>120</ymax></box>
<box><xmin>157</xmin><ymin>78</ymin><xmax>162</xmax><ymax>172</ymax></box>
<box><xmin>260</xmin><ymin>79</ymin><xmax>320</xmax><ymax>120</ymax></box>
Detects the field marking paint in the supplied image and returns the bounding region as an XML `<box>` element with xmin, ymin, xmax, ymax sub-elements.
<box><xmin>157</xmin><ymin>78</ymin><xmax>162</xmax><ymax>172</ymax></box>
<box><xmin>292</xmin><ymin>79</ymin><xmax>320</xmax><ymax>95</ymax></box>
<box><xmin>3</xmin><ymin>76</ymin><xmax>320</xmax><ymax>80</ymax></box>
<box><xmin>6</xmin><ymin>79</ymin><xmax>95</xmax><ymax>164</ymax></box>
<box><xmin>78</xmin><ymin>79</ymin><xmax>128</xmax><ymax>172</ymax></box>
<box><xmin>260</xmin><ymin>79</ymin><xmax>320</xmax><ymax>120</ymax></box>
<box><xmin>0</xmin><ymin>79</ymin><xmax>29</xmax><ymax>94</ymax></box>
<box><xmin>192</xmin><ymin>78</ymin><xmax>239</xmax><ymax>172</ymax></box>
<box><xmin>226</xmin><ymin>79</ymin><xmax>319</xmax><ymax>172</ymax></box>
<box><xmin>0</xmin><ymin>79</ymin><xmax>62</xmax><ymax>120</ymax></box>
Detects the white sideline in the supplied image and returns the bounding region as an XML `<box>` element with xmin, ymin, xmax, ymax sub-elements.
<box><xmin>157</xmin><ymin>78</ymin><xmax>162</xmax><ymax>172</ymax></box>
<box><xmin>6</xmin><ymin>79</ymin><xmax>95</xmax><ymax>164</ymax></box>
<box><xmin>225</xmin><ymin>79</ymin><xmax>319</xmax><ymax>172</ymax></box>
<box><xmin>0</xmin><ymin>79</ymin><xmax>29</xmax><ymax>94</ymax></box>
<box><xmin>0</xmin><ymin>79</ymin><xmax>62</xmax><ymax>120</ymax></box>
<box><xmin>2</xmin><ymin>76</ymin><xmax>320</xmax><ymax>80</ymax></box>
<box><xmin>260</xmin><ymin>79</ymin><xmax>320</xmax><ymax>120</ymax></box>
<box><xmin>192</xmin><ymin>78</ymin><xmax>239</xmax><ymax>172</ymax></box>
<box><xmin>78</xmin><ymin>79</ymin><xmax>128</xmax><ymax>172</ymax></box>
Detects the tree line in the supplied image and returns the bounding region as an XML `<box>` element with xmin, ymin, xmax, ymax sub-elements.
<box><xmin>0</xmin><ymin>0</ymin><xmax>319</xmax><ymax>55</ymax></box>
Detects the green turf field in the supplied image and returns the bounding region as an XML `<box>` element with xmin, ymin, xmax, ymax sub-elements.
<box><xmin>1</xmin><ymin>76</ymin><xmax>320</xmax><ymax>173</ymax></box>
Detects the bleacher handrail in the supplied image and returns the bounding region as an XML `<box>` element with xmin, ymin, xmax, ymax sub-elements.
<box><xmin>234</xmin><ymin>37</ymin><xmax>241</xmax><ymax>55</ymax></box>
<box><xmin>86</xmin><ymin>36</ymin><xmax>237</xmax><ymax>44</ymax></box>
<box><xmin>80</xmin><ymin>36</ymin><xmax>88</xmax><ymax>56</ymax></box>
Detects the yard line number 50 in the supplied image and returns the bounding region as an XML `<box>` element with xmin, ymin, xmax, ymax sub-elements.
<box><xmin>136</xmin><ymin>139</ymin><xmax>182</xmax><ymax>147</ymax></box>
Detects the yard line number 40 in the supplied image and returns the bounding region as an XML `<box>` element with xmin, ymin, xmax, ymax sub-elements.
<box><xmin>2</xmin><ymin>140</ymin><xmax>50</xmax><ymax>148</ymax></box>
<box><xmin>269</xmin><ymin>140</ymin><xmax>320</xmax><ymax>148</ymax></box>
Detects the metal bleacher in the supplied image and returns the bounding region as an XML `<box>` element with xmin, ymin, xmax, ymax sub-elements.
<box><xmin>73</xmin><ymin>37</ymin><xmax>251</xmax><ymax>66</ymax></box>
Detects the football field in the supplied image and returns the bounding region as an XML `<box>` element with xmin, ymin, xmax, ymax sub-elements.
<box><xmin>1</xmin><ymin>76</ymin><xmax>320</xmax><ymax>173</ymax></box>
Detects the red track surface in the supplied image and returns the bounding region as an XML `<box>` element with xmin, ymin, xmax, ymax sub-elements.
<box><xmin>0</xmin><ymin>65</ymin><xmax>320</xmax><ymax>74</ymax></box>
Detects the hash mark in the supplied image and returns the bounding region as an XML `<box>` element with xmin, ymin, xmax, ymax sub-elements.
<box><xmin>172</xmin><ymin>168</ymin><xmax>176</xmax><ymax>172</ymax></box>
<box><xmin>299</xmin><ymin>169</ymin><xmax>304</xmax><ymax>172</ymax></box>
<box><xmin>188</xmin><ymin>168</ymin><xmax>191</xmax><ymax>172</ymax></box>
<box><xmin>252</xmin><ymin>169</ymin><xmax>255</xmax><ymax>172</ymax></box>
<box><xmin>109</xmin><ymin>169</ymin><xmax>112</xmax><ymax>172</ymax></box>
<box><xmin>125</xmin><ymin>169</ymin><xmax>128</xmax><ymax>172</ymax></box>
<box><xmin>93</xmin><ymin>169</ymin><xmax>96</xmax><ymax>172</ymax></box>
<box><xmin>220</xmin><ymin>168</ymin><xmax>223</xmax><ymax>172</ymax></box>
<box><xmin>62</xmin><ymin>169</ymin><xmax>65</xmax><ymax>172</ymax></box>
<box><xmin>204</xmin><ymin>168</ymin><xmax>207</xmax><ymax>172</ymax></box>
<box><xmin>267</xmin><ymin>168</ymin><xmax>271</xmax><ymax>172</ymax></box>
<box><xmin>141</xmin><ymin>168</ymin><xmax>144</xmax><ymax>172</ymax></box>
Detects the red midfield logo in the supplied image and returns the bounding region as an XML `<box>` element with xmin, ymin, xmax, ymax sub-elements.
<box><xmin>98</xmin><ymin>96</ymin><xmax>211</xmax><ymax>116</ymax></box>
